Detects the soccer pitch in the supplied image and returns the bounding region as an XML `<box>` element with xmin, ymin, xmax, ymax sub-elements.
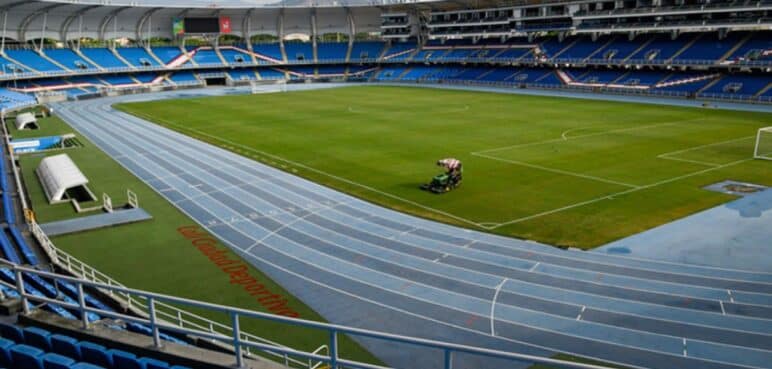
<box><xmin>116</xmin><ymin>85</ymin><xmax>772</xmax><ymax>248</ymax></box>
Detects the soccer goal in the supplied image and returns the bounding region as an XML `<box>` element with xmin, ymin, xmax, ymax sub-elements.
<box><xmin>754</xmin><ymin>127</ymin><xmax>772</xmax><ymax>160</ymax></box>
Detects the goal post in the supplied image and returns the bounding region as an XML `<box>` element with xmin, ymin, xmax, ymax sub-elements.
<box><xmin>754</xmin><ymin>127</ymin><xmax>772</xmax><ymax>160</ymax></box>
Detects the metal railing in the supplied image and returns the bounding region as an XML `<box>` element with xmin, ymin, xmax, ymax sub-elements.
<box><xmin>0</xmin><ymin>261</ymin><xmax>616</xmax><ymax>369</ymax></box>
<box><xmin>26</xmin><ymin>221</ymin><xmax>318</xmax><ymax>368</ymax></box>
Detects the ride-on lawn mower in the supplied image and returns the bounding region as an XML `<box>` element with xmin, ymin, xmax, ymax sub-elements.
<box><xmin>420</xmin><ymin>158</ymin><xmax>462</xmax><ymax>194</ymax></box>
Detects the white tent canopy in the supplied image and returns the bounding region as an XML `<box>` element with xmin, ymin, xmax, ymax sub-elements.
<box><xmin>36</xmin><ymin>154</ymin><xmax>92</xmax><ymax>204</ymax></box>
<box><xmin>15</xmin><ymin>112</ymin><xmax>38</xmax><ymax>130</ymax></box>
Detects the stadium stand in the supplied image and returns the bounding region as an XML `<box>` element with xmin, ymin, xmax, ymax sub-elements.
<box><xmin>114</xmin><ymin>48</ymin><xmax>159</xmax><ymax>68</ymax></box>
<box><xmin>317</xmin><ymin>42</ymin><xmax>349</xmax><ymax>61</ymax></box>
<box><xmin>79</xmin><ymin>49</ymin><xmax>130</xmax><ymax>70</ymax></box>
<box><xmin>5</xmin><ymin>50</ymin><xmax>65</xmax><ymax>72</ymax></box>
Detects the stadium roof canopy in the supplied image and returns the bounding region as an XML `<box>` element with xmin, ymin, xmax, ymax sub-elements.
<box><xmin>36</xmin><ymin>153</ymin><xmax>92</xmax><ymax>204</ymax></box>
<box><xmin>29</xmin><ymin>0</ymin><xmax>558</xmax><ymax>9</ymax></box>
<box><xmin>36</xmin><ymin>0</ymin><xmax>438</xmax><ymax>8</ymax></box>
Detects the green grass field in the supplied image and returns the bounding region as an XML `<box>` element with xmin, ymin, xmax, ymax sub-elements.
<box><xmin>116</xmin><ymin>85</ymin><xmax>772</xmax><ymax>248</ymax></box>
<box><xmin>10</xmin><ymin>114</ymin><xmax>382</xmax><ymax>366</ymax></box>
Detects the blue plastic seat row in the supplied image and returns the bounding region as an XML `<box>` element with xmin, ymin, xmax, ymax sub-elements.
<box><xmin>0</xmin><ymin>324</ymin><xmax>190</xmax><ymax>369</ymax></box>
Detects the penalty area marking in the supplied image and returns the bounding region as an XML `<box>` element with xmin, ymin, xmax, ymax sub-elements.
<box><xmin>488</xmin><ymin>157</ymin><xmax>754</xmax><ymax>229</ymax></box>
<box><xmin>476</xmin><ymin>117</ymin><xmax>705</xmax><ymax>155</ymax></box>
<box><xmin>656</xmin><ymin>135</ymin><xmax>756</xmax><ymax>167</ymax></box>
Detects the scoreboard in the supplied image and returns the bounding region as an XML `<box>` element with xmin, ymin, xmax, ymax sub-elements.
<box><xmin>173</xmin><ymin>17</ymin><xmax>232</xmax><ymax>35</ymax></box>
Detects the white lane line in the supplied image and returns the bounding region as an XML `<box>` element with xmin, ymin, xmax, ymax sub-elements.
<box><xmin>490</xmin><ymin>278</ymin><xmax>508</xmax><ymax>336</ymax></box>
<box><xmin>719</xmin><ymin>300</ymin><xmax>725</xmax><ymax>315</ymax></box>
<box><xmin>472</xmin><ymin>152</ymin><xmax>640</xmax><ymax>189</ymax></box>
<box><xmin>63</xmin><ymin>101</ymin><xmax>771</xmax><ymax>368</ymax></box>
<box><xmin>475</xmin><ymin>118</ymin><xmax>705</xmax><ymax>154</ymax></box>
<box><xmin>245</xmin><ymin>200</ymin><xmax>347</xmax><ymax>252</ymax></box>
<box><xmin>529</xmin><ymin>262</ymin><xmax>541</xmax><ymax>272</ymax></box>
<box><xmin>462</xmin><ymin>240</ymin><xmax>476</xmax><ymax>248</ymax></box>
<box><xmin>728</xmin><ymin>290</ymin><xmax>734</xmax><ymax>303</ymax></box>
<box><xmin>576</xmin><ymin>306</ymin><xmax>587</xmax><ymax>321</ymax></box>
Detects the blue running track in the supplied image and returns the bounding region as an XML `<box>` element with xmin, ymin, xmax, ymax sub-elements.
<box><xmin>51</xmin><ymin>85</ymin><xmax>772</xmax><ymax>369</ymax></box>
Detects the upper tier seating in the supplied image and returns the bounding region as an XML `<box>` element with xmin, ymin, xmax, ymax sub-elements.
<box><xmin>152</xmin><ymin>47</ymin><xmax>186</xmax><ymax>65</ymax></box>
<box><xmin>251</xmin><ymin>43</ymin><xmax>283</xmax><ymax>61</ymax></box>
<box><xmin>45</xmin><ymin>49</ymin><xmax>99</xmax><ymax>71</ymax></box>
<box><xmin>169</xmin><ymin>71</ymin><xmax>199</xmax><ymax>84</ymax></box>
<box><xmin>284</xmin><ymin>43</ymin><xmax>313</xmax><ymax>61</ymax></box>
<box><xmin>219</xmin><ymin>48</ymin><xmax>252</xmax><ymax>65</ymax></box>
<box><xmin>349</xmin><ymin>42</ymin><xmax>385</xmax><ymax>61</ymax></box>
<box><xmin>627</xmin><ymin>34</ymin><xmax>691</xmax><ymax>62</ymax></box>
<box><xmin>115</xmin><ymin>48</ymin><xmax>159</xmax><ymax>68</ymax></box>
<box><xmin>188</xmin><ymin>48</ymin><xmax>222</xmax><ymax>65</ymax></box>
<box><xmin>726</xmin><ymin>32</ymin><xmax>772</xmax><ymax>62</ymax></box>
<box><xmin>5</xmin><ymin>50</ymin><xmax>65</xmax><ymax>72</ymax></box>
<box><xmin>381</xmin><ymin>42</ymin><xmax>417</xmax><ymax>61</ymax></box>
<box><xmin>317</xmin><ymin>42</ymin><xmax>348</xmax><ymax>61</ymax></box>
<box><xmin>79</xmin><ymin>49</ymin><xmax>129</xmax><ymax>69</ymax></box>
<box><xmin>673</xmin><ymin>33</ymin><xmax>744</xmax><ymax>63</ymax></box>
<box><xmin>554</xmin><ymin>36</ymin><xmax>614</xmax><ymax>61</ymax></box>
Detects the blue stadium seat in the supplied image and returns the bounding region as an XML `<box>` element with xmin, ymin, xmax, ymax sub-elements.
<box><xmin>72</xmin><ymin>363</ymin><xmax>106</xmax><ymax>369</ymax></box>
<box><xmin>0</xmin><ymin>322</ymin><xmax>24</xmax><ymax>343</ymax></box>
<box><xmin>23</xmin><ymin>327</ymin><xmax>52</xmax><ymax>351</ymax></box>
<box><xmin>10</xmin><ymin>344</ymin><xmax>44</xmax><ymax>369</ymax></box>
<box><xmin>50</xmin><ymin>334</ymin><xmax>81</xmax><ymax>360</ymax></box>
<box><xmin>41</xmin><ymin>352</ymin><xmax>76</xmax><ymax>369</ymax></box>
<box><xmin>0</xmin><ymin>337</ymin><xmax>13</xmax><ymax>366</ymax></box>
<box><xmin>109</xmin><ymin>348</ymin><xmax>142</xmax><ymax>369</ymax></box>
<box><xmin>78</xmin><ymin>341</ymin><xmax>112</xmax><ymax>368</ymax></box>
<box><xmin>139</xmin><ymin>357</ymin><xmax>170</xmax><ymax>369</ymax></box>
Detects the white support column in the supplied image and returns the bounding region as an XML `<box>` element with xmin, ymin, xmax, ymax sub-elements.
<box><xmin>311</xmin><ymin>9</ymin><xmax>318</xmax><ymax>63</ymax></box>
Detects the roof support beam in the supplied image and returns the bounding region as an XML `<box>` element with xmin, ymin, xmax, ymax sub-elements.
<box><xmin>61</xmin><ymin>5</ymin><xmax>101</xmax><ymax>43</ymax></box>
<box><xmin>98</xmin><ymin>6</ymin><xmax>129</xmax><ymax>41</ymax></box>
<box><xmin>19</xmin><ymin>3</ymin><xmax>68</xmax><ymax>43</ymax></box>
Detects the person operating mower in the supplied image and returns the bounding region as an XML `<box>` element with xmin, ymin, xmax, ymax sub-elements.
<box><xmin>420</xmin><ymin>158</ymin><xmax>463</xmax><ymax>194</ymax></box>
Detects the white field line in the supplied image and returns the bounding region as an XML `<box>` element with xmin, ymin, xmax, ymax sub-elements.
<box><xmin>475</xmin><ymin>118</ymin><xmax>705</xmax><ymax>155</ymax></box>
<box><xmin>656</xmin><ymin>136</ymin><xmax>756</xmax><ymax>167</ymax></box>
<box><xmin>656</xmin><ymin>156</ymin><xmax>721</xmax><ymax>167</ymax></box>
<box><xmin>490</xmin><ymin>157</ymin><xmax>754</xmax><ymax>228</ymax></box>
<box><xmin>472</xmin><ymin>152</ymin><xmax>640</xmax><ymax>189</ymax></box>
<box><xmin>122</xmin><ymin>109</ymin><xmax>487</xmax><ymax>229</ymax></box>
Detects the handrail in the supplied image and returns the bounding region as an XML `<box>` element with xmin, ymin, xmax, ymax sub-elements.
<box><xmin>0</xmin><ymin>261</ymin><xmax>617</xmax><ymax>369</ymax></box>
<box><xmin>27</xmin><ymin>221</ymin><xmax>317</xmax><ymax>368</ymax></box>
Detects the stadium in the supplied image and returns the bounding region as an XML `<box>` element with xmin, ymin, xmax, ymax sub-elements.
<box><xmin>0</xmin><ymin>0</ymin><xmax>768</xmax><ymax>368</ymax></box>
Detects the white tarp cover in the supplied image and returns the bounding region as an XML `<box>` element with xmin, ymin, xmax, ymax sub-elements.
<box><xmin>36</xmin><ymin>154</ymin><xmax>89</xmax><ymax>203</ymax></box>
<box><xmin>15</xmin><ymin>112</ymin><xmax>37</xmax><ymax>130</ymax></box>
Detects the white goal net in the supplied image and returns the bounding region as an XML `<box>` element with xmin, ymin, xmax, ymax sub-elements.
<box><xmin>754</xmin><ymin>127</ymin><xmax>772</xmax><ymax>160</ymax></box>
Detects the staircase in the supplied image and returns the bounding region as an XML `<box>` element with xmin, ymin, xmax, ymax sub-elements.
<box><xmin>666</xmin><ymin>33</ymin><xmax>703</xmax><ymax>63</ymax></box>
<box><xmin>39</xmin><ymin>49</ymin><xmax>73</xmax><ymax>72</ymax></box>
<box><xmin>719</xmin><ymin>33</ymin><xmax>753</xmax><ymax>63</ymax></box>
<box><xmin>622</xmin><ymin>36</ymin><xmax>655</xmax><ymax>63</ymax></box>
<box><xmin>109</xmin><ymin>47</ymin><xmax>136</xmax><ymax>69</ymax></box>
<box><xmin>696</xmin><ymin>75</ymin><xmax>723</xmax><ymax>94</ymax></box>
<box><xmin>73</xmin><ymin>48</ymin><xmax>105</xmax><ymax>71</ymax></box>
<box><xmin>584</xmin><ymin>36</ymin><xmax>618</xmax><ymax>62</ymax></box>
<box><xmin>753</xmin><ymin>82</ymin><xmax>772</xmax><ymax>98</ymax></box>
<box><xmin>655</xmin><ymin>73</ymin><xmax>720</xmax><ymax>88</ymax></box>
<box><xmin>551</xmin><ymin>38</ymin><xmax>580</xmax><ymax>59</ymax></box>
<box><xmin>213</xmin><ymin>45</ymin><xmax>229</xmax><ymax>66</ymax></box>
